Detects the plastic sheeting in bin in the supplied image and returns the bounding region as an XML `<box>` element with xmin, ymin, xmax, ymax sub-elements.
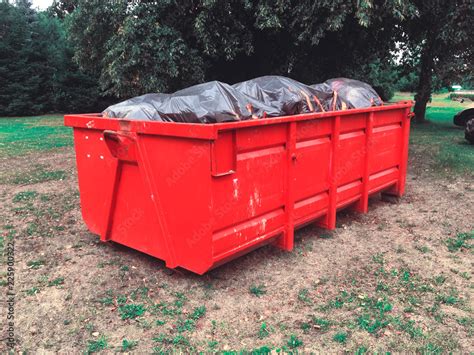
<box><xmin>103</xmin><ymin>81</ymin><xmax>280</xmax><ymax>123</ymax></box>
<box><xmin>233</xmin><ymin>75</ymin><xmax>333</xmax><ymax>115</ymax></box>
<box><xmin>322</xmin><ymin>78</ymin><xmax>384</xmax><ymax>109</ymax></box>
<box><xmin>103</xmin><ymin>76</ymin><xmax>383</xmax><ymax>124</ymax></box>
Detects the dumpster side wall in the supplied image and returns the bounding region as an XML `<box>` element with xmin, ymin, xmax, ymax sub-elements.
<box><xmin>67</xmin><ymin>103</ymin><xmax>411</xmax><ymax>274</ymax></box>
<box><xmin>206</xmin><ymin>108</ymin><xmax>410</xmax><ymax>268</ymax></box>
<box><xmin>73</xmin><ymin>128</ymin><xmax>215</xmax><ymax>273</ymax></box>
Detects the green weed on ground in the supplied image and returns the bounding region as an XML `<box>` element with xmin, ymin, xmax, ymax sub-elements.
<box><xmin>249</xmin><ymin>284</ymin><xmax>267</xmax><ymax>297</ymax></box>
<box><xmin>13</xmin><ymin>190</ymin><xmax>38</xmax><ymax>202</ymax></box>
<box><xmin>27</xmin><ymin>260</ymin><xmax>45</xmax><ymax>269</ymax></box>
<box><xmin>86</xmin><ymin>336</ymin><xmax>108</xmax><ymax>354</ymax></box>
<box><xmin>121</xmin><ymin>339</ymin><xmax>138</xmax><ymax>351</ymax></box>
<box><xmin>445</xmin><ymin>231</ymin><xmax>473</xmax><ymax>252</ymax></box>
<box><xmin>286</xmin><ymin>334</ymin><xmax>303</xmax><ymax>349</ymax></box>
<box><xmin>2</xmin><ymin>164</ymin><xmax>66</xmax><ymax>185</ymax></box>
<box><xmin>333</xmin><ymin>331</ymin><xmax>348</xmax><ymax>344</ymax></box>
<box><xmin>119</xmin><ymin>304</ymin><xmax>146</xmax><ymax>320</ymax></box>
<box><xmin>47</xmin><ymin>277</ymin><xmax>65</xmax><ymax>287</ymax></box>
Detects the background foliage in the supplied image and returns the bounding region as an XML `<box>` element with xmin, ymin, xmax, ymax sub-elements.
<box><xmin>0</xmin><ymin>0</ymin><xmax>102</xmax><ymax>115</ymax></box>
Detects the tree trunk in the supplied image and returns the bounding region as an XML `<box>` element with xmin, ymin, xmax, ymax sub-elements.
<box><xmin>414</xmin><ymin>48</ymin><xmax>434</xmax><ymax>123</ymax></box>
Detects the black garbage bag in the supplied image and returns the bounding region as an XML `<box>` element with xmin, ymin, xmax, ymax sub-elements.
<box><xmin>318</xmin><ymin>78</ymin><xmax>383</xmax><ymax>109</ymax></box>
<box><xmin>103</xmin><ymin>81</ymin><xmax>280</xmax><ymax>123</ymax></box>
<box><xmin>233</xmin><ymin>75</ymin><xmax>334</xmax><ymax>115</ymax></box>
<box><xmin>465</xmin><ymin>118</ymin><xmax>474</xmax><ymax>144</ymax></box>
<box><xmin>103</xmin><ymin>76</ymin><xmax>383</xmax><ymax>123</ymax></box>
<box><xmin>311</xmin><ymin>82</ymin><xmax>341</xmax><ymax>110</ymax></box>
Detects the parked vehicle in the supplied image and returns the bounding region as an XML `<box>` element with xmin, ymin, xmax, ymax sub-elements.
<box><xmin>453</xmin><ymin>108</ymin><xmax>474</xmax><ymax>127</ymax></box>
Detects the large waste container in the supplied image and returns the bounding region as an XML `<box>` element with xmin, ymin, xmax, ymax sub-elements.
<box><xmin>65</xmin><ymin>101</ymin><xmax>413</xmax><ymax>274</ymax></box>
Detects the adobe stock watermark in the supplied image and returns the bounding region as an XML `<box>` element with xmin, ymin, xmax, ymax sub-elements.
<box><xmin>330</xmin><ymin>133</ymin><xmax>376</xmax><ymax>186</ymax></box>
<box><xmin>5</xmin><ymin>237</ymin><xmax>15</xmax><ymax>349</ymax></box>
<box><xmin>116</xmin><ymin>208</ymin><xmax>145</xmax><ymax>238</ymax></box>
<box><xmin>166</xmin><ymin>144</ymin><xmax>207</xmax><ymax>187</ymax></box>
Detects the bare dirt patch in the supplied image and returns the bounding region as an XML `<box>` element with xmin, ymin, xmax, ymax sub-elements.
<box><xmin>0</xmin><ymin>146</ymin><xmax>472</xmax><ymax>353</ymax></box>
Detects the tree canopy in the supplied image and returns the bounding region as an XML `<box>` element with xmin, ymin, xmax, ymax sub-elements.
<box><xmin>0</xmin><ymin>0</ymin><xmax>101</xmax><ymax>115</ymax></box>
<box><xmin>67</xmin><ymin>0</ymin><xmax>412</xmax><ymax>99</ymax></box>
<box><xmin>400</xmin><ymin>0</ymin><xmax>474</xmax><ymax>122</ymax></box>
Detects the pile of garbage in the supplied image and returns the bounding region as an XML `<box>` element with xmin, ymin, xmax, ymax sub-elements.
<box><xmin>103</xmin><ymin>76</ymin><xmax>383</xmax><ymax>124</ymax></box>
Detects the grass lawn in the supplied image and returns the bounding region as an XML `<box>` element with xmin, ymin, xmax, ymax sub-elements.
<box><xmin>393</xmin><ymin>92</ymin><xmax>474</xmax><ymax>175</ymax></box>
<box><xmin>0</xmin><ymin>114</ymin><xmax>71</xmax><ymax>156</ymax></box>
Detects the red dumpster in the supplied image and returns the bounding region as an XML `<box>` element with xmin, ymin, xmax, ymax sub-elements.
<box><xmin>64</xmin><ymin>101</ymin><xmax>413</xmax><ymax>274</ymax></box>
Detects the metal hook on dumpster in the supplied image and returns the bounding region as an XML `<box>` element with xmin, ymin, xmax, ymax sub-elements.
<box><xmin>103</xmin><ymin>130</ymin><xmax>138</xmax><ymax>162</ymax></box>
